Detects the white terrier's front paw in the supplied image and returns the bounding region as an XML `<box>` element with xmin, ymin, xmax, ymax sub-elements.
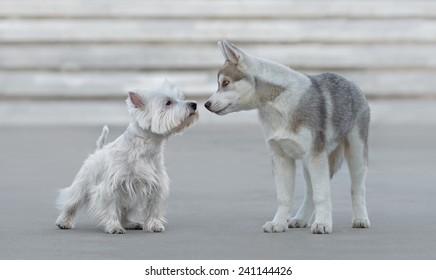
<box><xmin>352</xmin><ymin>218</ymin><xmax>370</xmax><ymax>228</ymax></box>
<box><xmin>106</xmin><ymin>226</ymin><xmax>127</xmax><ymax>234</ymax></box>
<box><xmin>288</xmin><ymin>218</ymin><xmax>309</xmax><ymax>228</ymax></box>
<box><xmin>124</xmin><ymin>221</ymin><xmax>144</xmax><ymax>230</ymax></box>
<box><xmin>311</xmin><ymin>223</ymin><xmax>332</xmax><ymax>234</ymax></box>
<box><xmin>145</xmin><ymin>220</ymin><xmax>165</xmax><ymax>233</ymax></box>
<box><xmin>262</xmin><ymin>221</ymin><xmax>287</xmax><ymax>233</ymax></box>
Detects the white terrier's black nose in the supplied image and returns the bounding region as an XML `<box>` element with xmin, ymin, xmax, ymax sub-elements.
<box><xmin>204</xmin><ymin>101</ymin><xmax>211</xmax><ymax>109</ymax></box>
<box><xmin>189</xmin><ymin>102</ymin><xmax>197</xmax><ymax>111</ymax></box>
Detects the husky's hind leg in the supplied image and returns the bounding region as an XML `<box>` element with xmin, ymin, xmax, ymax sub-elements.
<box><xmin>289</xmin><ymin>167</ymin><xmax>314</xmax><ymax>228</ymax></box>
<box><xmin>345</xmin><ymin>123</ymin><xmax>370</xmax><ymax>228</ymax></box>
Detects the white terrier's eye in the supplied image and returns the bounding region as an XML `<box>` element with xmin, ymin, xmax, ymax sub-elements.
<box><xmin>165</xmin><ymin>100</ymin><xmax>172</xmax><ymax>106</ymax></box>
<box><xmin>222</xmin><ymin>79</ymin><xmax>230</xmax><ymax>87</ymax></box>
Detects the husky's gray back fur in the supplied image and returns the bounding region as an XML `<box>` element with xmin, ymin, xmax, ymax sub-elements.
<box><xmin>291</xmin><ymin>73</ymin><xmax>369</xmax><ymax>160</ymax></box>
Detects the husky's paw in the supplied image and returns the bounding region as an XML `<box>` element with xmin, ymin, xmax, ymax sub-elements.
<box><xmin>352</xmin><ymin>218</ymin><xmax>370</xmax><ymax>228</ymax></box>
<box><xmin>311</xmin><ymin>223</ymin><xmax>332</xmax><ymax>234</ymax></box>
<box><xmin>288</xmin><ymin>218</ymin><xmax>309</xmax><ymax>228</ymax></box>
<box><xmin>262</xmin><ymin>221</ymin><xmax>287</xmax><ymax>233</ymax></box>
<box><xmin>106</xmin><ymin>226</ymin><xmax>127</xmax><ymax>234</ymax></box>
<box><xmin>145</xmin><ymin>220</ymin><xmax>165</xmax><ymax>233</ymax></box>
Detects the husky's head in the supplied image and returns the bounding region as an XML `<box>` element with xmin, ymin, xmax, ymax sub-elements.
<box><xmin>204</xmin><ymin>40</ymin><xmax>258</xmax><ymax>115</ymax></box>
<box><xmin>127</xmin><ymin>80</ymin><xmax>198</xmax><ymax>135</ymax></box>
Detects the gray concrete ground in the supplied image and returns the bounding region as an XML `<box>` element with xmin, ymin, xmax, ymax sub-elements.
<box><xmin>1</xmin><ymin>105</ymin><xmax>436</xmax><ymax>259</ymax></box>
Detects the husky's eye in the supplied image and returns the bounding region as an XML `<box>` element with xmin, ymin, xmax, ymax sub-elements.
<box><xmin>165</xmin><ymin>100</ymin><xmax>172</xmax><ymax>106</ymax></box>
<box><xmin>222</xmin><ymin>79</ymin><xmax>230</xmax><ymax>87</ymax></box>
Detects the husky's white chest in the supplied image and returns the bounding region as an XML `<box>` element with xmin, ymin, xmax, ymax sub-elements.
<box><xmin>258</xmin><ymin>104</ymin><xmax>312</xmax><ymax>160</ymax></box>
<box><xmin>266</xmin><ymin>128</ymin><xmax>312</xmax><ymax>160</ymax></box>
<box><xmin>260</xmin><ymin>115</ymin><xmax>312</xmax><ymax>159</ymax></box>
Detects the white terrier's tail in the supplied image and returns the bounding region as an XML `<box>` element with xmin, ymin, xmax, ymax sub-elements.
<box><xmin>96</xmin><ymin>125</ymin><xmax>109</xmax><ymax>149</ymax></box>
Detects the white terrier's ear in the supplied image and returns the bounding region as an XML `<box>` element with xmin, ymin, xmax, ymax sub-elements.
<box><xmin>161</xmin><ymin>79</ymin><xmax>184</xmax><ymax>99</ymax></box>
<box><xmin>128</xmin><ymin>91</ymin><xmax>144</xmax><ymax>109</ymax></box>
<box><xmin>162</xmin><ymin>79</ymin><xmax>176</xmax><ymax>91</ymax></box>
<box><xmin>218</xmin><ymin>39</ymin><xmax>244</xmax><ymax>65</ymax></box>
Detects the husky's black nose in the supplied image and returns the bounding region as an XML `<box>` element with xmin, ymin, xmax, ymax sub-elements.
<box><xmin>204</xmin><ymin>101</ymin><xmax>211</xmax><ymax>109</ymax></box>
<box><xmin>189</xmin><ymin>102</ymin><xmax>197</xmax><ymax>111</ymax></box>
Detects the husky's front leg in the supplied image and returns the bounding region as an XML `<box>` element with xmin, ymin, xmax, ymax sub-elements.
<box><xmin>263</xmin><ymin>149</ymin><xmax>296</xmax><ymax>233</ymax></box>
<box><xmin>305</xmin><ymin>153</ymin><xmax>332</xmax><ymax>234</ymax></box>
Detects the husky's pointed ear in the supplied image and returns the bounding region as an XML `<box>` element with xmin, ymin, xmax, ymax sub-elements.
<box><xmin>218</xmin><ymin>39</ymin><xmax>244</xmax><ymax>65</ymax></box>
<box><xmin>128</xmin><ymin>91</ymin><xmax>144</xmax><ymax>109</ymax></box>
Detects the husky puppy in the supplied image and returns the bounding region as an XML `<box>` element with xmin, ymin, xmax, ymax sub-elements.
<box><xmin>205</xmin><ymin>40</ymin><xmax>370</xmax><ymax>234</ymax></box>
<box><xmin>56</xmin><ymin>80</ymin><xmax>198</xmax><ymax>234</ymax></box>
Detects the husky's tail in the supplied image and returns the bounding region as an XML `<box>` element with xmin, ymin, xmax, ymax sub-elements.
<box><xmin>96</xmin><ymin>125</ymin><xmax>109</xmax><ymax>149</ymax></box>
<box><xmin>329</xmin><ymin>143</ymin><xmax>344</xmax><ymax>178</ymax></box>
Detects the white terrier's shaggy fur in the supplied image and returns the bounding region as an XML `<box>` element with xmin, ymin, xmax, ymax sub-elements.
<box><xmin>55</xmin><ymin>80</ymin><xmax>198</xmax><ymax>234</ymax></box>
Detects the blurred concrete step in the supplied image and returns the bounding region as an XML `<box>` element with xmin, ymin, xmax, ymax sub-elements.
<box><xmin>2</xmin><ymin>19</ymin><xmax>436</xmax><ymax>44</ymax></box>
<box><xmin>1</xmin><ymin>44</ymin><xmax>436</xmax><ymax>71</ymax></box>
<box><xmin>0</xmin><ymin>100</ymin><xmax>257</xmax><ymax>126</ymax></box>
<box><xmin>1</xmin><ymin>0</ymin><xmax>435</xmax><ymax>19</ymax></box>
<box><xmin>1</xmin><ymin>0</ymin><xmax>435</xmax><ymax>100</ymax></box>
<box><xmin>1</xmin><ymin>70</ymin><xmax>436</xmax><ymax>99</ymax></box>
<box><xmin>1</xmin><ymin>99</ymin><xmax>436</xmax><ymax>126</ymax></box>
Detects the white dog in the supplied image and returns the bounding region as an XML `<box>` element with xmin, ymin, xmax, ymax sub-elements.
<box><xmin>205</xmin><ymin>40</ymin><xmax>370</xmax><ymax>234</ymax></box>
<box><xmin>55</xmin><ymin>80</ymin><xmax>198</xmax><ymax>234</ymax></box>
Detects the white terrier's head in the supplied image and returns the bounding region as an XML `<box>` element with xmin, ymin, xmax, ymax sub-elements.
<box><xmin>127</xmin><ymin>80</ymin><xmax>199</xmax><ymax>135</ymax></box>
